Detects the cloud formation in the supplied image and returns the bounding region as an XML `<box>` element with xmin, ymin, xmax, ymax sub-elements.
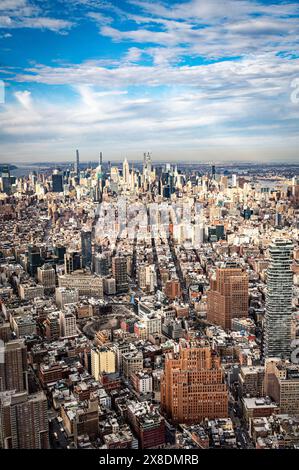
<box><xmin>0</xmin><ymin>0</ymin><xmax>298</xmax><ymax>162</ymax></box>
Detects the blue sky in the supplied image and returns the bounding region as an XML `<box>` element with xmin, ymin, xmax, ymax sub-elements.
<box><xmin>0</xmin><ymin>0</ymin><xmax>299</xmax><ymax>163</ymax></box>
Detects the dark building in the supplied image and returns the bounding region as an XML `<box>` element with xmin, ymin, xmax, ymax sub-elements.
<box><xmin>52</xmin><ymin>171</ymin><xmax>63</xmax><ymax>193</ymax></box>
<box><xmin>28</xmin><ymin>245</ymin><xmax>42</xmax><ymax>277</ymax></box>
<box><xmin>64</xmin><ymin>251</ymin><xmax>82</xmax><ymax>274</ymax></box>
<box><xmin>54</xmin><ymin>245</ymin><xmax>66</xmax><ymax>263</ymax></box>
<box><xmin>81</xmin><ymin>230</ymin><xmax>92</xmax><ymax>269</ymax></box>
<box><xmin>112</xmin><ymin>256</ymin><xmax>128</xmax><ymax>293</ymax></box>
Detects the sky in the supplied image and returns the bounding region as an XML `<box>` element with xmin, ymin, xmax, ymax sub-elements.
<box><xmin>0</xmin><ymin>0</ymin><xmax>299</xmax><ymax>164</ymax></box>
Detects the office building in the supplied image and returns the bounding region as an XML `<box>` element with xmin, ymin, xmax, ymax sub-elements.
<box><xmin>112</xmin><ymin>256</ymin><xmax>128</xmax><ymax>293</ymax></box>
<box><xmin>75</xmin><ymin>149</ymin><xmax>80</xmax><ymax>181</ymax></box>
<box><xmin>264</xmin><ymin>239</ymin><xmax>293</xmax><ymax>358</ymax></box>
<box><xmin>164</xmin><ymin>279</ymin><xmax>182</xmax><ymax>300</ymax></box>
<box><xmin>27</xmin><ymin>245</ymin><xmax>42</xmax><ymax>277</ymax></box>
<box><xmin>81</xmin><ymin>229</ymin><xmax>92</xmax><ymax>269</ymax></box>
<box><xmin>127</xmin><ymin>401</ymin><xmax>165</xmax><ymax>449</ymax></box>
<box><xmin>55</xmin><ymin>287</ymin><xmax>79</xmax><ymax>308</ymax></box>
<box><xmin>0</xmin><ymin>390</ymin><xmax>49</xmax><ymax>449</ymax></box>
<box><xmin>0</xmin><ymin>340</ymin><xmax>28</xmax><ymax>393</ymax></box>
<box><xmin>265</xmin><ymin>359</ymin><xmax>299</xmax><ymax>415</ymax></box>
<box><xmin>207</xmin><ymin>262</ymin><xmax>248</xmax><ymax>330</ymax></box>
<box><xmin>238</xmin><ymin>366</ymin><xmax>265</xmax><ymax>398</ymax></box>
<box><xmin>93</xmin><ymin>252</ymin><xmax>109</xmax><ymax>276</ymax></box>
<box><xmin>64</xmin><ymin>251</ymin><xmax>82</xmax><ymax>274</ymax></box>
<box><xmin>52</xmin><ymin>171</ymin><xmax>63</xmax><ymax>193</ymax></box>
<box><xmin>59</xmin><ymin>310</ymin><xmax>78</xmax><ymax>339</ymax></box>
<box><xmin>161</xmin><ymin>345</ymin><xmax>228</xmax><ymax>424</ymax></box>
<box><xmin>91</xmin><ymin>347</ymin><xmax>116</xmax><ymax>379</ymax></box>
<box><xmin>37</xmin><ymin>264</ymin><xmax>56</xmax><ymax>292</ymax></box>
<box><xmin>58</xmin><ymin>272</ymin><xmax>103</xmax><ymax>297</ymax></box>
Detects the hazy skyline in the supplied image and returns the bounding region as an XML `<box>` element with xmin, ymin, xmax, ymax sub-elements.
<box><xmin>0</xmin><ymin>0</ymin><xmax>299</xmax><ymax>163</ymax></box>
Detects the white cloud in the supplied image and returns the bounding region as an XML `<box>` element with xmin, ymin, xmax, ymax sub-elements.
<box><xmin>0</xmin><ymin>0</ymin><xmax>74</xmax><ymax>32</ymax></box>
<box><xmin>14</xmin><ymin>90</ymin><xmax>32</xmax><ymax>109</ymax></box>
<box><xmin>0</xmin><ymin>0</ymin><xmax>27</xmax><ymax>11</ymax></box>
<box><xmin>1</xmin><ymin>55</ymin><xmax>298</xmax><ymax>162</ymax></box>
<box><xmin>1</xmin><ymin>0</ymin><xmax>298</xmax><ymax>162</ymax></box>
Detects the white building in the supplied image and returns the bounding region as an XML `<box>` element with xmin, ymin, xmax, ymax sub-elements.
<box><xmin>59</xmin><ymin>310</ymin><xmax>78</xmax><ymax>338</ymax></box>
<box><xmin>55</xmin><ymin>287</ymin><xmax>79</xmax><ymax>308</ymax></box>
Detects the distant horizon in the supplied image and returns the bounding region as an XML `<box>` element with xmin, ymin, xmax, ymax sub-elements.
<box><xmin>3</xmin><ymin>158</ymin><xmax>299</xmax><ymax>168</ymax></box>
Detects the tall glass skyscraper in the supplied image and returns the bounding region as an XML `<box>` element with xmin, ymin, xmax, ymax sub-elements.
<box><xmin>264</xmin><ymin>239</ymin><xmax>293</xmax><ymax>359</ymax></box>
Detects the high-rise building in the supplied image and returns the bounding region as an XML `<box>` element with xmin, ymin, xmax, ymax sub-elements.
<box><xmin>264</xmin><ymin>239</ymin><xmax>293</xmax><ymax>359</ymax></box>
<box><xmin>59</xmin><ymin>310</ymin><xmax>78</xmax><ymax>339</ymax></box>
<box><xmin>265</xmin><ymin>359</ymin><xmax>299</xmax><ymax>415</ymax></box>
<box><xmin>93</xmin><ymin>252</ymin><xmax>109</xmax><ymax>276</ymax></box>
<box><xmin>0</xmin><ymin>390</ymin><xmax>49</xmax><ymax>449</ymax></box>
<box><xmin>75</xmin><ymin>149</ymin><xmax>80</xmax><ymax>181</ymax></box>
<box><xmin>207</xmin><ymin>262</ymin><xmax>248</xmax><ymax>330</ymax></box>
<box><xmin>0</xmin><ymin>340</ymin><xmax>28</xmax><ymax>393</ymax></box>
<box><xmin>231</xmin><ymin>174</ymin><xmax>237</xmax><ymax>187</ymax></box>
<box><xmin>0</xmin><ymin>165</ymin><xmax>13</xmax><ymax>194</ymax></box>
<box><xmin>64</xmin><ymin>251</ymin><xmax>82</xmax><ymax>274</ymax></box>
<box><xmin>55</xmin><ymin>287</ymin><xmax>79</xmax><ymax>308</ymax></box>
<box><xmin>52</xmin><ymin>170</ymin><xmax>63</xmax><ymax>193</ymax></box>
<box><xmin>91</xmin><ymin>347</ymin><xmax>116</xmax><ymax>379</ymax></box>
<box><xmin>112</xmin><ymin>256</ymin><xmax>128</xmax><ymax>293</ymax></box>
<box><xmin>37</xmin><ymin>264</ymin><xmax>56</xmax><ymax>292</ymax></box>
<box><xmin>143</xmin><ymin>152</ymin><xmax>152</xmax><ymax>179</ymax></box>
<box><xmin>161</xmin><ymin>344</ymin><xmax>228</xmax><ymax>424</ymax></box>
<box><xmin>123</xmin><ymin>158</ymin><xmax>130</xmax><ymax>187</ymax></box>
<box><xmin>81</xmin><ymin>229</ymin><xmax>92</xmax><ymax>268</ymax></box>
<box><xmin>211</xmin><ymin>164</ymin><xmax>216</xmax><ymax>180</ymax></box>
<box><xmin>164</xmin><ymin>279</ymin><xmax>182</xmax><ymax>300</ymax></box>
<box><xmin>28</xmin><ymin>244</ymin><xmax>42</xmax><ymax>277</ymax></box>
<box><xmin>94</xmin><ymin>152</ymin><xmax>104</xmax><ymax>202</ymax></box>
<box><xmin>44</xmin><ymin>312</ymin><xmax>60</xmax><ymax>341</ymax></box>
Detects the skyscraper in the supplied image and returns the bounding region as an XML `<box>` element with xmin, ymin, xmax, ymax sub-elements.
<box><xmin>52</xmin><ymin>170</ymin><xmax>63</xmax><ymax>193</ymax></box>
<box><xmin>161</xmin><ymin>344</ymin><xmax>228</xmax><ymax>424</ymax></box>
<box><xmin>123</xmin><ymin>158</ymin><xmax>130</xmax><ymax>187</ymax></box>
<box><xmin>81</xmin><ymin>229</ymin><xmax>92</xmax><ymax>268</ymax></box>
<box><xmin>94</xmin><ymin>152</ymin><xmax>103</xmax><ymax>202</ymax></box>
<box><xmin>0</xmin><ymin>390</ymin><xmax>49</xmax><ymax>449</ymax></box>
<box><xmin>207</xmin><ymin>262</ymin><xmax>249</xmax><ymax>330</ymax></box>
<box><xmin>112</xmin><ymin>255</ymin><xmax>128</xmax><ymax>293</ymax></box>
<box><xmin>64</xmin><ymin>250</ymin><xmax>82</xmax><ymax>274</ymax></box>
<box><xmin>75</xmin><ymin>149</ymin><xmax>80</xmax><ymax>176</ymax></box>
<box><xmin>28</xmin><ymin>244</ymin><xmax>42</xmax><ymax>277</ymax></box>
<box><xmin>143</xmin><ymin>152</ymin><xmax>152</xmax><ymax>175</ymax></box>
<box><xmin>0</xmin><ymin>340</ymin><xmax>28</xmax><ymax>393</ymax></box>
<box><xmin>264</xmin><ymin>239</ymin><xmax>293</xmax><ymax>359</ymax></box>
<box><xmin>211</xmin><ymin>164</ymin><xmax>216</xmax><ymax>180</ymax></box>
